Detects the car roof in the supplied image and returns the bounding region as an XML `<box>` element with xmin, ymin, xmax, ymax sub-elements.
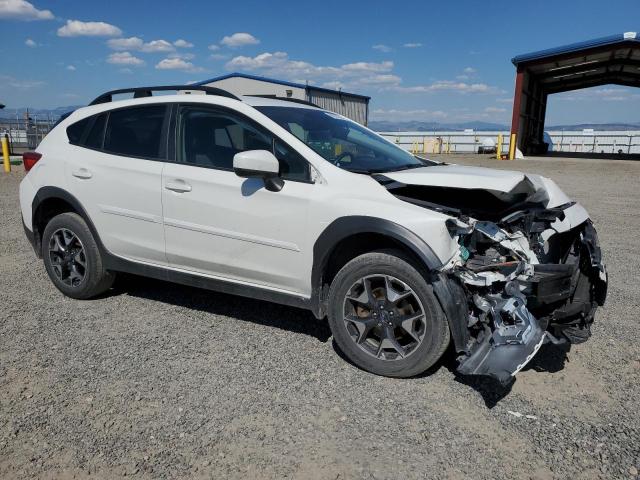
<box><xmin>240</xmin><ymin>95</ymin><xmax>321</xmax><ymax>110</ymax></box>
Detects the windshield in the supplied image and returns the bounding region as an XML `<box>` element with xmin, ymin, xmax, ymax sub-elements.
<box><xmin>255</xmin><ymin>106</ymin><xmax>436</xmax><ymax>173</ymax></box>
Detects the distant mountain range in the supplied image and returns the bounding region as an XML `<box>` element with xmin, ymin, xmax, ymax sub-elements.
<box><xmin>369</xmin><ymin>120</ymin><xmax>509</xmax><ymax>132</ymax></box>
<box><xmin>0</xmin><ymin>106</ymin><xmax>81</xmax><ymax>121</ymax></box>
<box><xmin>369</xmin><ymin>120</ymin><xmax>640</xmax><ymax>132</ymax></box>
<box><xmin>1</xmin><ymin>106</ymin><xmax>638</xmax><ymax>132</ymax></box>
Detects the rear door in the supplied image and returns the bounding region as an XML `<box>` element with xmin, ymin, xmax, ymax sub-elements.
<box><xmin>64</xmin><ymin>104</ymin><xmax>168</xmax><ymax>265</ymax></box>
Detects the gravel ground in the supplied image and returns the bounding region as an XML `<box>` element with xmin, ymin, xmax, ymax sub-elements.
<box><xmin>1</xmin><ymin>155</ymin><xmax>639</xmax><ymax>479</ymax></box>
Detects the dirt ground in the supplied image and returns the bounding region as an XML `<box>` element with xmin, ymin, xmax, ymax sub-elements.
<box><xmin>1</xmin><ymin>155</ymin><xmax>639</xmax><ymax>479</ymax></box>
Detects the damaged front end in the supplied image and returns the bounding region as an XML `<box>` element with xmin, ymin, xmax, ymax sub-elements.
<box><xmin>379</xmin><ymin>171</ymin><xmax>608</xmax><ymax>384</ymax></box>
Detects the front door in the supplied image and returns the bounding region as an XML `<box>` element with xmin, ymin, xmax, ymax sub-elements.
<box><xmin>161</xmin><ymin>104</ymin><xmax>314</xmax><ymax>295</ymax></box>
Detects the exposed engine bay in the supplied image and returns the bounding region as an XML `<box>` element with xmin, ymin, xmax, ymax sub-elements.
<box><xmin>377</xmin><ymin>167</ymin><xmax>608</xmax><ymax>384</ymax></box>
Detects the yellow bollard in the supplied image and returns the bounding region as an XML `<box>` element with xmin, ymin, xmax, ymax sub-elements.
<box><xmin>2</xmin><ymin>136</ymin><xmax>10</xmax><ymax>173</ymax></box>
<box><xmin>496</xmin><ymin>134</ymin><xmax>503</xmax><ymax>160</ymax></box>
<box><xmin>422</xmin><ymin>137</ymin><xmax>427</xmax><ymax>154</ymax></box>
<box><xmin>508</xmin><ymin>133</ymin><xmax>517</xmax><ymax>160</ymax></box>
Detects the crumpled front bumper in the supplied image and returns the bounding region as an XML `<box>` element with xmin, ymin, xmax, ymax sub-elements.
<box><xmin>444</xmin><ymin>217</ymin><xmax>607</xmax><ymax>385</ymax></box>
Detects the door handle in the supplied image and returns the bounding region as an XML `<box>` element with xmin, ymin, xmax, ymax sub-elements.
<box><xmin>165</xmin><ymin>180</ymin><xmax>192</xmax><ymax>193</ymax></box>
<box><xmin>72</xmin><ymin>168</ymin><xmax>92</xmax><ymax>179</ymax></box>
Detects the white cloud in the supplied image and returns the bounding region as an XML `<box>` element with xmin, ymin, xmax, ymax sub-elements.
<box><xmin>210</xmin><ymin>53</ymin><xmax>229</xmax><ymax>60</ymax></box>
<box><xmin>60</xmin><ymin>92</ymin><xmax>80</xmax><ymax>99</ymax></box>
<box><xmin>484</xmin><ymin>106</ymin><xmax>506</xmax><ymax>113</ymax></box>
<box><xmin>107</xmin><ymin>36</ymin><xmax>144</xmax><ymax>50</ymax></box>
<box><xmin>220</xmin><ymin>32</ymin><xmax>260</xmax><ymax>48</ymax></box>
<box><xmin>208</xmin><ymin>44</ymin><xmax>220</xmax><ymax>51</ymax></box>
<box><xmin>155</xmin><ymin>57</ymin><xmax>203</xmax><ymax>72</ymax></box>
<box><xmin>174</xmin><ymin>39</ymin><xmax>194</xmax><ymax>48</ymax></box>
<box><xmin>168</xmin><ymin>52</ymin><xmax>195</xmax><ymax>60</ymax></box>
<box><xmin>107</xmin><ymin>37</ymin><xmax>175</xmax><ymax>52</ymax></box>
<box><xmin>57</xmin><ymin>19</ymin><xmax>122</xmax><ymax>37</ymax></box>
<box><xmin>140</xmin><ymin>39</ymin><xmax>174</xmax><ymax>52</ymax></box>
<box><xmin>226</xmin><ymin>51</ymin><xmax>393</xmax><ymax>80</ymax></box>
<box><xmin>0</xmin><ymin>74</ymin><xmax>44</xmax><ymax>89</ymax></box>
<box><xmin>371</xmin><ymin>108</ymin><xmax>448</xmax><ymax>121</ymax></box>
<box><xmin>107</xmin><ymin>51</ymin><xmax>144</xmax><ymax>66</ymax></box>
<box><xmin>66</xmin><ymin>65</ymin><xmax>76</xmax><ymax>71</ymax></box>
<box><xmin>0</xmin><ymin>0</ymin><xmax>53</xmax><ymax>20</ymax></box>
<box><xmin>24</xmin><ymin>37</ymin><xmax>36</xmax><ymax>47</ymax></box>
<box><xmin>403</xmin><ymin>42</ymin><xmax>423</xmax><ymax>48</ymax></box>
<box><xmin>393</xmin><ymin>80</ymin><xmax>500</xmax><ymax>94</ymax></box>
<box><xmin>357</xmin><ymin>74</ymin><xmax>402</xmax><ymax>86</ymax></box>
<box><xmin>496</xmin><ymin>97</ymin><xmax>513</xmax><ymax>104</ymax></box>
<box><xmin>464</xmin><ymin>67</ymin><xmax>476</xmax><ymax>73</ymax></box>
<box><xmin>372</xmin><ymin>44</ymin><xmax>392</xmax><ymax>53</ymax></box>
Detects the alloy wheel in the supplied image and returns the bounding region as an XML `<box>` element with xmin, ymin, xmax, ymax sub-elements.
<box><xmin>48</xmin><ymin>228</ymin><xmax>87</xmax><ymax>287</ymax></box>
<box><xmin>342</xmin><ymin>274</ymin><xmax>427</xmax><ymax>360</ymax></box>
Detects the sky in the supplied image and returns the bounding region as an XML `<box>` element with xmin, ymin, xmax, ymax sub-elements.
<box><xmin>0</xmin><ymin>0</ymin><xmax>638</xmax><ymax>125</ymax></box>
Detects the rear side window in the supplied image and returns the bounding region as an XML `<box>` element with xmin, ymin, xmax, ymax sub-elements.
<box><xmin>85</xmin><ymin>113</ymin><xmax>107</xmax><ymax>150</ymax></box>
<box><xmin>66</xmin><ymin>117</ymin><xmax>91</xmax><ymax>144</ymax></box>
<box><xmin>104</xmin><ymin>105</ymin><xmax>166</xmax><ymax>159</ymax></box>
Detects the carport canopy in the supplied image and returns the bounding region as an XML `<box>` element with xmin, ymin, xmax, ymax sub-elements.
<box><xmin>510</xmin><ymin>32</ymin><xmax>640</xmax><ymax>155</ymax></box>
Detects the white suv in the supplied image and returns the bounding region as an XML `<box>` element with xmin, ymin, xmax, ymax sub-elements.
<box><xmin>19</xmin><ymin>85</ymin><xmax>607</xmax><ymax>383</ymax></box>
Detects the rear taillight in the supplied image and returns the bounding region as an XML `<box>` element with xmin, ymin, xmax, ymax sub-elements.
<box><xmin>23</xmin><ymin>151</ymin><xmax>42</xmax><ymax>172</ymax></box>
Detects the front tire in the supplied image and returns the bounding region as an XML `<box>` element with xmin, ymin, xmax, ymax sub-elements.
<box><xmin>42</xmin><ymin>212</ymin><xmax>115</xmax><ymax>299</ymax></box>
<box><xmin>327</xmin><ymin>250</ymin><xmax>450</xmax><ymax>378</ymax></box>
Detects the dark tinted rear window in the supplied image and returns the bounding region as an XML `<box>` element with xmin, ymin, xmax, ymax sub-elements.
<box><xmin>85</xmin><ymin>113</ymin><xmax>107</xmax><ymax>150</ymax></box>
<box><xmin>66</xmin><ymin>117</ymin><xmax>91</xmax><ymax>144</ymax></box>
<box><xmin>104</xmin><ymin>105</ymin><xmax>166</xmax><ymax>159</ymax></box>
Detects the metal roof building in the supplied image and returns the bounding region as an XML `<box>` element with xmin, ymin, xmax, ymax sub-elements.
<box><xmin>197</xmin><ymin>73</ymin><xmax>371</xmax><ymax>125</ymax></box>
<box><xmin>510</xmin><ymin>32</ymin><xmax>640</xmax><ymax>155</ymax></box>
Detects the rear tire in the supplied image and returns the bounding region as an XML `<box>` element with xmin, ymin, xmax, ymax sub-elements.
<box><xmin>327</xmin><ymin>250</ymin><xmax>450</xmax><ymax>377</ymax></box>
<box><xmin>42</xmin><ymin>212</ymin><xmax>115</xmax><ymax>299</ymax></box>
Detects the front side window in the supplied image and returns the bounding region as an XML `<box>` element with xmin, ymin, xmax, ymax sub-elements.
<box><xmin>256</xmin><ymin>106</ymin><xmax>436</xmax><ymax>174</ymax></box>
<box><xmin>177</xmin><ymin>106</ymin><xmax>310</xmax><ymax>182</ymax></box>
<box><xmin>104</xmin><ymin>105</ymin><xmax>166</xmax><ymax>159</ymax></box>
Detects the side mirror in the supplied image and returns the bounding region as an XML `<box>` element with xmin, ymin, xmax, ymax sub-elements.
<box><xmin>233</xmin><ymin>150</ymin><xmax>284</xmax><ymax>192</ymax></box>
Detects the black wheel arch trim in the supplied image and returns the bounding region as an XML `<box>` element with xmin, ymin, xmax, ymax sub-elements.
<box><xmin>310</xmin><ymin>216</ymin><xmax>444</xmax><ymax>317</ymax></box>
<box><xmin>31</xmin><ymin>186</ymin><xmax>105</xmax><ymax>258</ymax></box>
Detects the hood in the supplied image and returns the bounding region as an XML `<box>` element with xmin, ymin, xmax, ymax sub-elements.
<box><xmin>384</xmin><ymin>164</ymin><xmax>529</xmax><ymax>194</ymax></box>
<box><xmin>379</xmin><ymin>164</ymin><xmax>572</xmax><ymax>219</ymax></box>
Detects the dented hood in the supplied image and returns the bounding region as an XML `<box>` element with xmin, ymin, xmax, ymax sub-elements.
<box><xmin>384</xmin><ymin>164</ymin><xmax>529</xmax><ymax>193</ymax></box>
<box><xmin>382</xmin><ymin>164</ymin><xmax>572</xmax><ymax>209</ymax></box>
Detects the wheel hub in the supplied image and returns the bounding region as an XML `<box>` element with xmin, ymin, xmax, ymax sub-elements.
<box><xmin>343</xmin><ymin>274</ymin><xmax>427</xmax><ymax>361</ymax></box>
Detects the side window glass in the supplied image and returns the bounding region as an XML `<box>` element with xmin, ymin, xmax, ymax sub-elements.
<box><xmin>178</xmin><ymin>106</ymin><xmax>310</xmax><ymax>181</ymax></box>
<box><xmin>104</xmin><ymin>105</ymin><xmax>166</xmax><ymax>159</ymax></box>
<box><xmin>274</xmin><ymin>140</ymin><xmax>310</xmax><ymax>182</ymax></box>
<box><xmin>178</xmin><ymin>107</ymin><xmax>271</xmax><ymax>170</ymax></box>
<box><xmin>84</xmin><ymin>113</ymin><xmax>107</xmax><ymax>150</ymax></box>
<box><xmin>66</xmin><ymin>117</ymin><xmax>91</xmax><ymax>144</ymax></box>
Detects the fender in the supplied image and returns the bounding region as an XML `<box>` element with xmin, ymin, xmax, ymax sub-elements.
<box><xmin>310</xmin><ymin>216</ymin><xmax>469</xmax><ymax>351</ymax></box>
<box><xmin>310</xmin><ymin>216</ymin><xmax>443</xmax><ymax>318</ymax></box>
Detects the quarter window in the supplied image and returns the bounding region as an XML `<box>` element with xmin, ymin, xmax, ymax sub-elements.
<box><xmin>177</xmin><ymin>106</ymin><xmax>310</xmax><ymax>182</ymax></box>
<box><xmin>104</xmin><ymin>105</ymin><xmax>166</xmax><ymax>159</ymax></box>
<box><xmin>66</xmin><ymin>117</ymin><xmax>91</xmax><ymax>144</ymax></box>
<box><xmin>84</xmin><ymin>113</ymin><xmax>107</xmax><ymax>150</ymax></box>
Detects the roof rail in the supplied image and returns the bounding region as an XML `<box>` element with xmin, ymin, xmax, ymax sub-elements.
<box><xmin>88</xmin><ymin>85</ymin><xmax>241</xmax><ymax>106</ymax></box>
<box><xmin>246</xmin><ymin>94</ymin><xmax>319</xmax><ymax>108</ymax></box>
